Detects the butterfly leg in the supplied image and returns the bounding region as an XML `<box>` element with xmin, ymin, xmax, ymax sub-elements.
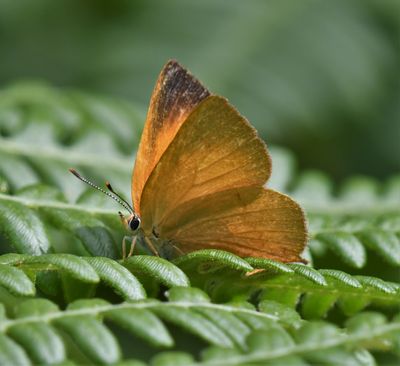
<box><xmin>127</xmin><ymin>236</ymin><xmax>137</xmax><ymax>258</ymax></box>
<box><xmin>120</xmin><ymin>212</ymin><xmax>134</xmax><ymax>260</ymax></box>
<box><xmin>144</xmin><ymin>236</ymin><xmax>160</xmax><ymax>257</ymax></box>
<box><xmin>172</xmin><ymin>244</ymin><xmax>184</xmax><ymax>256</ymax></box>
<box><xmin>122</xmin><ymin>235</ymin><xmax>132</xmax><ymax>260</ymax></box>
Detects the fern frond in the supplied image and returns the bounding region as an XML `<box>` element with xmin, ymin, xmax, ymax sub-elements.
<box><xmin>0</xmin><ymin>186</ymin><xmax>123</xmax><ymax>257</ymax></box>
<box><xmin>290</xmin><ymin>172</ymin><xmax>400</xmax><ymax>269</ymax></box>
<box><xmin>1</xmin><ymin>251</ymin><xmax>397</xmax><ymax>321</ymax></box>
<box><xmin>0</xmin><ymin>253</ymin><xmax>190</xmax><ymax>302</ymax></box>
<box><xmin>265</xmin><ymin>150</ymin><xmax>400</xmax><ymax>270</ymax></box>
<box><xmin>174</xmin><ymin>250</ymin><xmax>400</xmax><ymax>319</ymax></box>
<box><xmin>0</xmin><ymin>291</ymin><xmax>283</xmax><ymax>365</ymax></box>
<box><xmin>0</xmin><ymin>82</ymin><xmax>141</xmax><ymax>205</ymax></box>
<box><xmin>160</xmin><ymin>312</ymin><xmax>400</xmax><ymax>366</ymax></box>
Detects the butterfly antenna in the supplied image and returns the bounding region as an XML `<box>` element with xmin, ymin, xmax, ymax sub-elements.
<box><xmin>105</xmin><ymin>181</ymin><xmax>134</xmax><ymax>213</ymax></box>
<box><xmin>69</xmin><ymin>168</ymin><xmax>133</xmax><ymax>214</ymax></box>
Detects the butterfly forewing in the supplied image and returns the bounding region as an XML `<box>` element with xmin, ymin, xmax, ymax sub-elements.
<box><xmin>132</xmin><ymin>60</ymin><xmax>210</xmax><ymax>213</ymax></box>
<box><xmin>138</xmin><ymin>95</ymin><xmax>271</xmax><ymax>226</ymax></box>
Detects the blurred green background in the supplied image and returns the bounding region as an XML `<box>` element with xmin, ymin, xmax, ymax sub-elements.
<box><xmin>1</xmin><ymin>0</ymin><xmax>399</xmax><ymax>181</ymax></box>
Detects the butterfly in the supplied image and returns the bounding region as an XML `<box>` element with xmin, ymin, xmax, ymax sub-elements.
<box><xmin>70</xmin><ymin>60</ymin><xmax>307</xmax><ymax>262</ymax></box>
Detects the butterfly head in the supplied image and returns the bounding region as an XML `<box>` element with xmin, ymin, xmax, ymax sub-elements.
<box><xmin>127</xmin><ymin>214</ymin><xmax>141</xmax><ymax>232</ymax></box>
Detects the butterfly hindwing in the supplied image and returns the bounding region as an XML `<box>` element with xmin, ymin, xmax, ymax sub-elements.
<box><xmin>167</xmin><ymin>187</ymin><xmax>307</xmax><ymax>262</ymax></box>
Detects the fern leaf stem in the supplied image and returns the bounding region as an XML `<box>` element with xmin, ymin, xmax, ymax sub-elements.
<box><xmin>0</xmin><ymin>301</ymin><xmax>278</xmax><ymax>332</ymax></box>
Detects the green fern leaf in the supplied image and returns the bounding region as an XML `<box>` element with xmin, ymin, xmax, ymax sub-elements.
<box><xmin>0</xmin><ymin>197</ymin><xmax>50</xmax><ymax>255</ymax></box>
<box><xmin>0</xmin><ymin>264</ymin><xmax>35</xmax><ymax>296</ymax></box>
<box><xmin>84</xmin><ymin>257</ymin><xmax>146</xmax><ymax>300</ymax></box>
<box><xmin>147</xmin><ymin>312</ymin><xmax>400</xmax><ymax>365</ymax></box>
<box><xmin>0</xmin><ymin>293</ymin><xmax>286</xmax><ymax>364</ymax></box>
<box><xmin>0</xmin><ymin>333</ymin><xmax>31</xmax><ymax>366</ymax></box>
<box><xmin>294</xmin><ymin>172</ymin><xmax>400</xmax><ymax>270</ymax></box>
<box><xmin>172</xmin><ymin>251</ymin><xmax>400</xmax><ymax>319</ymax></box>
<box><xmin>125</xmin><ymin>255</ymin><xmax>190</xmax><ymax>288</ymax></box>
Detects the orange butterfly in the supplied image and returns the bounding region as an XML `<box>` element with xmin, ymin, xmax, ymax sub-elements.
<box><xmin>70</xmin><ymin>60</ymin><xmax>307</xmax><ymax>262</ymax></box>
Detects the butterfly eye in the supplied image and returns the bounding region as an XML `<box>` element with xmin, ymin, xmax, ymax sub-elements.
<box><xmin>129</xmin><ymin>216</ymin><xmax>141</xmax><ymax>231</ymax></box>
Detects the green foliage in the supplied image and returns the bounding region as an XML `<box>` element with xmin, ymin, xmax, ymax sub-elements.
<box><xmin>0</xmin><ymin>81</ymin><xmax>142</xmax><ymax>199</ymax></box>
<box><xmin>162</xmin><ymin>312</ymin><xmax>400</xmax><ymax>366</ymax></box>
<box><xmin>0</xmin><ymin>290</ymin><xmax>283</xmax><ymax>365</ymax></box>
<box><xmin>0</xmin><ymin>290</ymin><xmax>399</xmax><ymax>365</ymax></box>
<box><xmin>0</xmin><ymin>253</ymin><xmax>194</xmax><ymax>303</ymax></box>
<box><xmin>0</xmin><ymin>295</ymin><xmax>399</xmax><ymax>365</ymax></box>
<box><xmin>291</xmin><ymin>172</ymin><xmax>400</xmax><ymax>271</ymax></box>
<box><xmin>0</xmin><ymin>251</ymin><xmax>398</xmax><ymax>319</ymax></box>
<box><xmin>174</xmin><ymin>251</ymin><xmax>400</xmax><ymax>319</ymax></box>
<box><xmin>0</xmin><ymin>83</ymin><xmax>399</xmax><ymax>364</ymax></box>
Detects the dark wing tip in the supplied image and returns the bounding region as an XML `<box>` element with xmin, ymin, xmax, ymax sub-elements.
<box><xmin>160</xmin><ymin>60</ymin><xmax>184</xmax><ymax>80</ymax></box>
<box><xmin>160</xmin><ymin>60</ymin><xmax>210</xmax><ymax>93</ymax></box>
<box><xmin>152</xmin><ymin>60</ymin><xmax>211</xmax><ymax>124</ymax></box>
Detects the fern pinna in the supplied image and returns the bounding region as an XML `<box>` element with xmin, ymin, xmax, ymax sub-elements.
<box><xmin>0</xmin><ymin>83</ymin><xmax>399</xmax><ymax>364</ymax></box>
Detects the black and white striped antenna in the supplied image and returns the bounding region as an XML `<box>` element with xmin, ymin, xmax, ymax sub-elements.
<box><xmin>69</xmin><ymin>168</ymin><xmax>133</xmax><ymax>214</ymax></box>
